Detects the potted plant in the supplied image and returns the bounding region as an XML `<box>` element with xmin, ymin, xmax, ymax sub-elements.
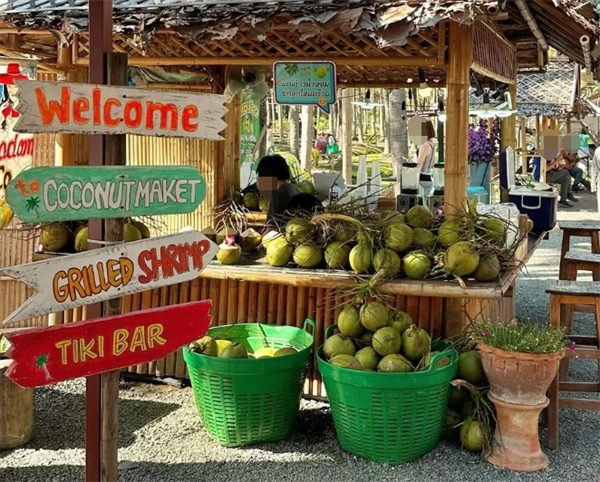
<box><xmin>471</xmin><ymin>321</ymin><xmax>571</xmax><ymax>472</ymax></box>
<box><xmin>468</xmin><ymin>118</ymin><xmax>500</xmax><ymax>203</ymax></box>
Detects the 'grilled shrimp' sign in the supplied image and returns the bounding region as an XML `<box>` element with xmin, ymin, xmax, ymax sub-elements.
<box><xmin>7</xmin><ymin>166</ymin><xmax>206</xmax><ymax>223</ymax></box>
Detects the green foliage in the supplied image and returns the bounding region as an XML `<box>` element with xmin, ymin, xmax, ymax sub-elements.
<box><xmin>472</xmin><ymin>321</ymin><xmax>569</xmax><ymax>354</ymax></box>
<box><xmin>317</xmin><ymin>117</ymin><xmax>329</xmax><ymax>133</ymax></box>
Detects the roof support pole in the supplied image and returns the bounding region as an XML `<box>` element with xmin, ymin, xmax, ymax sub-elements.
<box><xmin>501</xmin><ymin>59</ymin><xmax>518</xmax><ymax>154</ymax></box>
<box><xmin>520</xmin><ymin>117</ymin><xmax>528</xmax><ymax>174</ymax></box>
<box><xmin>341</xmin><ymin>88</ymin><xmax>354</xmax><ymax>186</ymax></box>
<box><xmin>515</xmin><ymin>0</ymin><xmax>549</xmax><ymax>51</ymax></box>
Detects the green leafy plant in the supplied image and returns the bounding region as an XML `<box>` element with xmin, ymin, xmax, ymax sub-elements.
<box><xmin>471</xmin><ymin>321</ymin><xmax>570</xmax><ymax>354</ymax></box>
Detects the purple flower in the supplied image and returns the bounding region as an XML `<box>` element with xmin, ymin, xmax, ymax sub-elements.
<box><xmin>482</xmin><ymin>330</ymin><xmax>489</xmax><ymax>337</ymax></box>
<box><xmin>569</xmin><ymin>343</ymin><xmax>576</xmax><ymax>351</ymax></box>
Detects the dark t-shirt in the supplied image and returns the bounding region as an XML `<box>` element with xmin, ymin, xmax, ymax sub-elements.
<box><xmin>268</xmin><ymin>183</ymin><xmax>301</xmax><ymax>220</ymax></box>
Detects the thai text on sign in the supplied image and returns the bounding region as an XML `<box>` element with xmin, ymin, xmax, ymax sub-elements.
<box><xmin>13</xmin><ymin>80</ymin><xmax>228</xmax><ymax>140</ymax></box>
<box><xmin>0</xmin><ymin>230</ymin><xmax>218</xmax><ymax>324</ymax></box>
<box><xmin>3</xmin><ymin>300</ymin><xmax>212</xmax><ymax>388</ymax></box>
<box><xmin>6</xmin><ymin>166</ymin><xmax>207</xmax><ymax>223</ymax></box>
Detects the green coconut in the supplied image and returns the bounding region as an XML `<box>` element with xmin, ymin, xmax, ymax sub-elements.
<box><xmin>293</xmin><ymin>244</ymin><xmax>324</xmax><ymax>268</ymax></box>
<box><xmin>216</xmin><ymin>227</ymin><xmax>238</xmax><ymax>245</ymax></box>
<box><xmin>479</xmin><ymin>218</ymin><xmax>506</xmax><ymax>246</ymax></box>
<box><xmin>359</xmin><ymin>302</ymin><xmax>389</xmax><ymax>332</ymax></box>
<box><xmin>243</xmin><ymin>191</ymin><xmax>260</xmax><ymax>210</ymax></box>
<box><xmin>438</xmin><ymin>220</ymin><xmax>462</xmax><ymax>247</ymax></box>
<box><xmin>448</xmin><ymin>386</ymin><xmax>466</xmax><ymax>411</ymax></box>
<box><xmin>220</xmin><ymin>343</ymin><xmax>248</xmax><ymax>359</ymax></box>
<box><xmin>445</xmin><ymin>241</ymin><xmax>480</xmax><ymax>277</ymax></box>
<box><xmin>217</xmin><ymin>241</ymin><xmax>242</xmax><ymax>265</ymax></box>
<box><xmin>285</xmin><ymin>217</ymin><xmax>313</xmax><ymax>244</ymax></box>
<box><xmin>379</xmin><ymin>210</ymin><xmax>405</xmax><ymax>226</ymax></box>
<box><xmin>334</xmin><ymin>223</ymin><xmax>357</xmax><ymax>243</ymax></box>
<box><xmin>384</xmin><ymin>223</ymin><xmax>414</xmax><ymax>252</ymax></box>
<box><xmin>329</xmin><ymin>354</ymin><xmax>362</xmax><ymax>370</ymax></box>
<box><xmin>132</xmin><ymin>220</ymin><xmax>151</xmax><ymax>239</ymax></box>
<box><xmin>337</xmin><ymin>306</ymin><xmax>363</xmax><ymax>338</ymax></box>
<box><xmin>74</xmin><ymin>226</ymin><xmax>88</xmax><ymax>252</ymax></box>
<box><xmin>239</xmin><ymin>228</ymin><xmax>262</xmax><ymax>252</ymax></box>
<box><xmin>275</xmin><ymin>346</ymin><xmax>297</xmax><ymax>357</ymax></box>
<box><xmin>231</xmin><ymin>191</ymin><xmax>243</xmax><ymax>205</ymax></box>
<box><xmin>356</xmin><ymin>332</ymin><xmax>373</xmax><ymax>349</ymax></box>
<box><xmin>349</xmin><ymin>243</ymin><xmax>372</xmax><ymax>273</ymax></box>
<box><xmin>323</xmin><ymin>334</ymin><xmax>356</xmax><ymax>360</ymax></box>
<box><xmin>259</xmin><ymin>197</ymin><xmax>270</xmax><ymax>212</ymax></box>
<box><xmin>406</xmin><ymin>205</ymin><xmax>434</xmax><ymax>229</ymax></box>
<box><xmin>40</xmin><ymin>223</ymin><xmax>70</xmax><ymax>252</ymax></box>
<box><xmin>401</xmin><ymin>325</ymin><xmax>431</xmax><ymax>362</ymax></box>
<box><xmin>458</xmin><ymin>351</ymin><xmax>486</xmax><ymax>385</ymax></box>
<box><xmin>124</xmin><ymin>223</ymin><xmax>143</xmax><ymax>243</ymax></box>
<box><xmin>413</xmin><ymin>228</ymin><xmax>436</xmax><ymax>249</ymax></box>
<box><xmin>189</xmin><ymin>336</ymin><xmax>218</xmax><ymax>356</ymax></box>
<box><xmin>296</xmin><ymin>180</ymin><xmax>316</xmax><ymax>195</ymax></box>
<box><xmin>460</xmin><ymin>419</ymin><xmax>489</xmax><ymax>453</ymax></box>
<box><xmin>421</xmin><ymin>351</ymin><xmax>450</xmax><ymax>370</ymax></box>
<box><xmin>373</xmin><ymin>248</ymin><xmax>401</xmax><ymax>278</ymax></box>
<box><xmin>473</xmin><ymin>253</ymin><xmax>501</xmax><ymax>282</ymax></box>
<box><xmin>261</xmin><ymin>231</ymin><xmax>282</xmax><ymax>250</ymax></box>
<box><xmin>527</xmin><ymin>219</ymin><xmax>534</xmax><ymax>233</ymax></box>
<box><xmin>200</xmin><ymin>227</ymin><xmax>217</xmax><ymax>242</ymax></box>
<box><xmin>442</xmin><ymin>409</ymin><xmax>462</xmax><ymax>440</ymax></box>
<box><xmin>355</xmin><ymin>347</ymin><xmax>380</xmax><ymax>370</ymax></box>
<box><xmin>402</xmin><ymin>250</ymin><xmax>432</xmax><ymax>279</ymax></box>
<box><xmin>377</xmin><ymin>354</ymin><xmax>414</xmax><ymax>372</ymax></box>
<box><xmin>372</xmin><ymin>327</ymin><xmax>402</xmax><ymax>356</ymax></box>
<box><xmin>325</xmin><ymin>242</ymin><xmax>351</xmax><ymax>269</ymax></box>
<box><xmin>266</xmin><ymin>236</ymin><xmax>294</xmax><ymax>267</ymax></box>
<box><xmin>388</xmin><ymin>310</ymin><xmax>413</xmax><ymax>335</ymax></box>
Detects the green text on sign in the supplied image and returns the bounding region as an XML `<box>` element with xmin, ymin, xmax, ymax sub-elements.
<box><xmin>7</xmin><ymin>166</ymin><xmax>206</xmax><ymax>223</ymax></box>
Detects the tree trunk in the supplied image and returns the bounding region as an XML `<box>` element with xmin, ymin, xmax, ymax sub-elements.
<box><xmin>300</xmin><ymin>105</ymin><xmax>315</xmax><ymax>172</ymax></box>
<box><xmin>259</xmin><ymin>97</ymin><xmax>267</xmax><ymax>158</ymax></box>
<box><xmin>289</xmin><ymin>106</ymin><xmax>300</xmax><ymax>158</ymax></box>
<box><xmin>278</xmin><ymin>105</ymin><xmax>284</xmax><ymax>140</ymax></box>
<box><xmin>342</xmin><ymin>88</ymin><xmax>354</xmax><ymax>185</ymax></box>
<box><xmin>356</xmin><ymin>91</ymin><xmax>365</xmax><ymax>144</ymax></box>
<box><xmin>383</xmin><ymin>89</ymin><xmax>391</xmax><ymax>155</ymax></box>
<box><xmin>389</xmin><ymin>89</ymin><xmax>408</xmax><ymax>192</ymax></box>
<box><xmin>330</xmin><ymin>101</ymin><xmax>337</xmax><ymax>138</ymax></box>
<box><xmin>379</xmin><ymin>89</ymin><xmax>385</xmax><ymax>141</ymax></box>
<box><xmin>266</xmin><ymin>94</ymin><xmax>272</xmax><ymax>127</ymax></box>
<box><xmin>270</xmin><ymin>94</ymin><xmax>276</xmax><ymax>131</ymax></box>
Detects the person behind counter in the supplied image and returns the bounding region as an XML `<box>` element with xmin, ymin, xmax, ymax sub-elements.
<box><xmin>415</xmin><ymin>119</ymin><xmax>437</xmax><ymax>187</ymax></box>
<box><xmin>546</xmin><ymin>150</ymin><xmax>578</xmax><ymax>208</ymax></box>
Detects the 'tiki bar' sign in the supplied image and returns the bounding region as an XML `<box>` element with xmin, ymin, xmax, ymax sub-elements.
<box><xmin>3</xmin><ymin>300</ymin><xmax>212</xmax><ymax>388</ymax></box>
<box><xmin>13</xmin><ymin>80</ymin><xmax>228</xmax><ymax>140</ymax></box>
<box><xmin>0</xmin><ymin>230</ymin><xmax>218</xmax><ymax>324</ymax></box>
<box><xmin>7</xmin><ymin>166</ymin><xmax>206</xmax><ymax>223</ymax></box>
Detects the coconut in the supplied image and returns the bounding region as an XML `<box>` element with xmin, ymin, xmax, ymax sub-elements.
<box><xmin>74</xmin><ymin>227</ymin><xmax>88</xmax><ymax>252</ymax></box>
<box><xmin>388</xmin><ymin>310</ymin><xmax>412</xmax><ymax>335</ymax></box>
<box><xmin>373</xmin><ymin>248</ymin><xmax>401</xmax><ymax>278</ymax></box>
<box><xmin>356</xmin><ymin>332</ymin><xmax>373</xmax><ymax>349</ymax></box>
<box><xmin>413</xmin><ymin>228</ymin><xmax>436</xmax><ymax>249</ymax></box>
<box><xmin>442</xmin><ymin>409</ymin><xmax>462</xmax><ymax>440</ymax></box>
<box><xmin>131</xmin><ymin>220</ymin><xmax>150</xmax><ymax>239</ymax></box>
<box><xmin>325</xmin><ymin>242</ymin><xmax>351</xmax><ymax>269</ymax></box>
<box><xmin>254</xmin><ymin>347</ymin><xmax>278</xmax><ymax>358</ymax></box>
<box><xmin>41</xmin><ymin>223</ymin><xmax>70</xmax><ymax>252</ymax></box>
<box><xmin>479</xmin><ymin>218</ymin><xmax>506</xmax><ymax>246</ymax></box>
<box><xmin>438</xmin><ymin>220</ymin><xmax>462</xmax><ymax>247</ymax></box>
<box><xmin>220</xmin><ymin>342</ymin><xmax>248</xmax><ymax>359</ymax></box>
<box><xmin>460</xmin><ymin>419</ymin><xmax>489</xmax><ymax>453</ymax></box>
<box><xmin>421</xmin><ymin>351</ymin><xmax>450</xmax><ymax>370</ymax></box>
<box><xmin>384</xmin><ymin>223</ymin><xmax>414</xmax><ymax>252</ymax></box>
<box><xmin>402</xmin><ymin>251</ymin><xmax>432</xmax><ymax>279</ymax></box>
<box><xmin>337</xmin><ymin>306</ymin><xmax>363</xmax><ymax>338</ymax></box>
<box><xmin>329</xmin><ymin>354</ymin><xmax>362</xmax><ymax>370</ymax></box>
<box><xmin>243</xmin><ymin>191</ymin><xmax>260</xmax><ymax>210</ymax></box>
<box><xmin>379</xmin><ymin>210</ymin><xmax>405</xmax><ymax>226</ymax></box>
<box><xmin>239</xmin><ymin>228</ymin><xmax>262</xmax><ymax>252</ymax></box>
<box><xmin>216</xmin><ymin>227</ymin><xmax>238</xmax><ymax>245</ymax></box>
<box><xmin>200</xmin><ymin>227</ymin><xmax>217</xmax><ymax>242</ymax></box>
<box><xmin>372</xmin><ymin>327</ymin><xmax>402</xmax><ymax>356</ymax></box>
<box><xmin>285</xmin><ymin>217</ymin><xmax>313</xmax><ymax>244</ymax></box>
<box><xmin>458</xmin><ymin>351</ymin><xmax>486</xmax><ymax>385</ymax></box>
<box><xmin>124</xmin><ymin>223</ymin><xmax>142</xmax><ymax>243</ymax></box>
<box><xmin>377</xmin><ymin>354</ymin><xmax>414</xmax><ymax>372</ymax></box>
<box><xmin>259</xmin><ymin>197</ymin><xmax>270</xmax><ymax>212</ymax></box>
<box><xmin>334</xmin><ymin>223</ymin><xmax>357</xmax><ymax>243</ymax></box>
<box><xmin>323</xmin><ymin>334</ymin><xmax>356</xmax><ymax>360</ymax></box>
<box><xmin>448</xmin><ymin>386</ymin><xmax>466</xmax><ymax>411</ymax></box>
<box><xmin>275</xmin><ymin>346</ymin><xmax>297</xmax><ymax>357</ymax></box>
<box><xmin>527</xmin><ymin>219</ymin><xmax>534</xmax><ymax>233</ymax></box>
<box><xmin>473</xmin><ymin>253</ymin><xmax>501</xmax><ymax>282</ymax></box>
<box><xmin>231</xmin><ymin>191</ymin><xmax>243</xmax><ymax>205</ymax></box>
<box><xmin>445</xmin><ymin>241</ymin><xmax>480</xmax><ymax>276</ymax></box>
<box><xmin>217</xmin><ymin>236</ymin><xmax>242</xmax><ymax>265</ymax></box>
<box><xmin>266</xmin><ymin>236</ymin><xmax>294</xmax><ymax>267</ymax></box>
<box><xmin>293</xmin><ymin>244</ymin><xmax>324</xmax><ymax>268</ymax></box>
<box><xmin>296</xmin><ymin>180</ymin><xmax>316</xmax><ymax>195</ymax></box>
<box><xmin>189</xmin><ymin>336</ymin><xmax>218</xmax><ymax>356</ymax></box>
<box><xmin>261</xmin><ymin>230</ymin><xmax>282</xmax><ymax>250</ymax></box>
<box><xmin>359</xmin><ymin>302</ymin><xmax>388</xmax><ymax>332</ymax></box>
<box><xmin>349</xmin><ymin>244</ymin><xmax>372</xmax><ymax>273</ymax></box>
<box><xmin>401</xmin><ymin>325</ymin><xmax>431</xmax><ymax>362</ymax></box>
<box><xmin>355</xmin><ymin>347</ymin><xmax>380</xmax><ymax>370</ymax></box>
<box><xmin>406</xmin><ymin>205</ymin><xmax>433</xmax><ymax>229</ymax></box>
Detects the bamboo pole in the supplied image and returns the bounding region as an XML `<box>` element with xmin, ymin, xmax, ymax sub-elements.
<box><xmin>566</xmin><ymin>116</ymin><xmax>572</xmax><ymax>134</ymax></box>
<box><xmin>520</xmin><ymin>117</ymin><xmax>528</xmax><ymax>173</ymax></box>
<box><xmin>300</xmin><ymin>106</ymin><xmax>315</xmax><ymax>173</ymax></box>
<box><xmin>341</xmin><ymin>88</ymin><xmax>353</xmax><ymax>186</ymax></box>
<box><xmin>500</xmin><ymin>60</ymin><xmax>518</xmax><ymax>153</ymax></box>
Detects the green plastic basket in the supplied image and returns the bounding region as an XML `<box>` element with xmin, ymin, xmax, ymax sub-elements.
<box><xmin>317</xmin><ymin>325</ymin><xmax>458</xmax><ymax>464</ymax></box>
<box><xmin>183</xmin><ymin>320</ymin><xmax>315</xmax><ymax>447</ymax></box>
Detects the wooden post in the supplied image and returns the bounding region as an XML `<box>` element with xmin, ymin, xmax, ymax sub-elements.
<box><xmin>300</xmin><ymin>105</ymin><xmax>315</xmax><ymax>173</ymax></box>
<box><xmin>501</xmin><ymin>68</ymin><xmax>518</xmax><ymax>153</ymax></box>
<box><xmin>341</xmin><ymin>88</ymin><xmax>354</xmax><ymax>186</ymax></box>
<box><xmin>566</xmin><ymin>116</ymin><xmax>572</xmax><ymax>134</ymax></box>
<box><xmin>444</xmin><ymin>22</ymin><xmax>472</xmax><ymax>217</ymax></box>
<box><xmin>0</xmin><ymin>359</ymin><xmax>32</xmax><ymax>449</ymax></box>
<box><xmin>520</xmin><ymin>117</ymin><xmax>528</xmax><ymax>173</ymax></box>
<box><xmin>444</xmin><ymin>22</ymin><xmax>472</xmax><ymax>337</ymax></box>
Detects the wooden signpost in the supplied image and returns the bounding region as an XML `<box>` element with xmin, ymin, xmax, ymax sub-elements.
<box><xmin>3</xmin><ymin>301</ymin><xmax>212</xmax><ymax>389</ymax></box>
<box><xmin>7</xmin><ymin>166</ymin><xmax>207</xmax><ymax>223</ymax></box>
<box><xmin>0</xmin><ymin>230</ymin><xmax>218</xmax><ymax>324</ymax></box>
<box><xmin>13</xmin><ymin>79</ymin><xmax>229</xmax><ymax>140</ymax></box>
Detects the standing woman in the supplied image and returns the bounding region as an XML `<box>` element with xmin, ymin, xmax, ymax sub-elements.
<box><xmin>415</xmin><ymin>119</ymin><xmax>437</xmax><ymax>187</ymax></box>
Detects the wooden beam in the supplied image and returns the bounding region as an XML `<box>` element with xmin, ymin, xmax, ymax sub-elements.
<box><xmin>438</xmin><ymin>22</ymin><xmax>447</xmax><ymax>65</ymax></box>
<box><xmin>471</xmin><ymin>61</ymin><xmax>515</xmax><ymax>85</ymax></box>
<box><xmin>515</xmin><ymin>0</ymin><xmax>549</xmax><ymax>51</ymax></box>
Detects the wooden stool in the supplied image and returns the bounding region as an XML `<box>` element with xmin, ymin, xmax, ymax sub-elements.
<box><xmin>558</xmin><ymin>221</ymin><xmax>600</xmax><ymax>280</ymax></box>
<box><xmin>546</xmin><ymin>280</ymin><xmax>600</xmax><ymax>450</ymax></box>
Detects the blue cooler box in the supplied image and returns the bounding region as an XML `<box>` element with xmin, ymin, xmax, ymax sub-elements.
<box><xmin>508</xmin><ymin>186</ymin><xmax>558</xmax><ymax>231</ymax></box>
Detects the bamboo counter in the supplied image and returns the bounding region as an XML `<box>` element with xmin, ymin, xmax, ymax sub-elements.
<box><xmin>28</xmin><ymin>232</ymin><xmax>544</xmax><ymax>400</ymax></box>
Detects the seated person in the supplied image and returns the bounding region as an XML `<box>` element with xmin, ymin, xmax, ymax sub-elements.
<box><xmin>315</xmin><ymin>133</ymin><xmax>328</xmax><ymax>153</ymax></box>
<box><xmin>257</xmin><ymin>155</ymin><xmax>301</xmax><ymax>222</ymax></box>
<box><xmin>546</xmin><ymin>151</ymin><xmax>578</xmax><ymax>208</ymax></box>
<box><xmin>563</xmin><ymin>152</ymin><xmax>591</xmax><ymax>192</ymax></box>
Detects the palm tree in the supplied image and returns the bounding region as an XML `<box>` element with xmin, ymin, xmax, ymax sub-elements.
<box><xmin>276</xmin><ymin>63</ymin><xmax>300</xmax><ymax>84</ymax></box>
<box><xmin>35</xmin><ymin>353</ymin><xmax>52</xmax><ymax>380</ymax></box>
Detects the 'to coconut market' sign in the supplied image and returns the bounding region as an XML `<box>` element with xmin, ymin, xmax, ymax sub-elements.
<box><xmin>273</xmin><ymin>61</ymin><xmax>336</xmax><ymax>113</ymax></box>
<box><xmin>13</xmin><ymin>80</ymin><xmax>228</xmax><ymax>140</ymax></box>
<box><xmin>0</xmin><ymin>132</ymin><xmax>33</xmax><ymax>199</ymax></box>
<box><xmin>0</xmin><ymin>230</ymin><xmax>218</xmax><ymax>324</ymax></box>
<box><xmin>7</xmin><ymin>166</ymin><xmax>206</xmax><ymax>223</ymax></box>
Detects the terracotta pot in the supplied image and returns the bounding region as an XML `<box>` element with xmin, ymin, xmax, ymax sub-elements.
<box><xmin>478</xmin><ymin>344</ymin><xmax>564</xmax><ymax>405</ymax></box>
<box><xmin>487</xmin><ymin>395</ymin><xmax>549</xmax><ymax>472</ymax></box>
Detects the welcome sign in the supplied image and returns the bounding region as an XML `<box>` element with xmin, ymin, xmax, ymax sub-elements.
<box><xmin>7</xmin><ymin>166</ymin><xmax>206</xmax><ymax>223</ymax></box>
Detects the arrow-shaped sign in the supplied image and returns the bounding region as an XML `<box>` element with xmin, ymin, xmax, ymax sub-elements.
<box><xmin>0</xmin><ymin>230</ymin><xmax>218</xmax><ymax>324</ymax></box>
<box><xmin>4</xmin><ymin>300</ymin><xmax>212</xmax><ymax>388</ymax></box>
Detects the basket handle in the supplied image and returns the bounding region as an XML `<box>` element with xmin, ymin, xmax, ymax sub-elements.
<box><xmin>303</xmin><ymin>318</ymin><xmax>316</xmax><ymax>336</ymax></box>
<box><xmin>325</xmin><ymin>324</ymin><xmax>338</xmax><ymax>340</ymax></box>
<box><xmin>426</xmin><ymin>348</ymin><xmax>458</xmax><ymax>372</ymax></box>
